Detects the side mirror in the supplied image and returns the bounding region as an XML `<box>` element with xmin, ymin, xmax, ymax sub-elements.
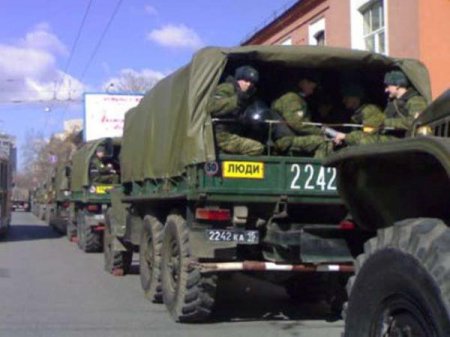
<box><xmin>65</xmin><ymin>166</ymin><xmax>71</xmax><ymax>177</ymax></box>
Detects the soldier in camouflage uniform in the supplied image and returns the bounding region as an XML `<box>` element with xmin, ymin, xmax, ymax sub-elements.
<box><xmin>334</xmin><ymin>84</ymin><xmax>390</xmax><ymax>146</ymax></box>
<box><xmin>89</xmin><ymin>146</ymin><xmax>118</xmax><ymax>184</ymax></box>
<box><xmin>271</xmin><ymin>72</ymin><xmax>331</xmax><ymax>158</ymax></box>
<box><xmin>206</xmin><ymin>66</ymin><xmax>264</xmax><ymax>156</ymax></box>
<box><xmin>383</xmin><ymin>70</ymin><xmax>427</xmax><ymax>130</ymax></box>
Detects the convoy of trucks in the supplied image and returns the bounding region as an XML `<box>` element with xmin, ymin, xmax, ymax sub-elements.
<box><xmin>14</xmin><ymin>45</ymin><xmax>449</xmax><ymax>335</ymax></box>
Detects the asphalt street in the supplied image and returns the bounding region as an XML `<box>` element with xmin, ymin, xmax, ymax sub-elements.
<box><xmin>0</xmin><ymin>212</ymin><xmax>344</xmax><ymax>337</ymax></box>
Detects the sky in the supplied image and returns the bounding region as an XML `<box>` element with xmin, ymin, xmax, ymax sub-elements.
<box><xmin>0</xmin><ymin>0</ymin><xmax>296</xmax><ymax>169</ymax></box>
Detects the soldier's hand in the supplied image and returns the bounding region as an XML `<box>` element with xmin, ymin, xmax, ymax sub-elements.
<box><xmin>333</xmin><ymin>132</ymin><xmax>346</xmax><ymax>145</ymax></box>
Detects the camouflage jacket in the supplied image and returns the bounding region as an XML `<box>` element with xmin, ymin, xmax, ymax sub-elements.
<box><xmin>206</xmin><ymin>76</ymin><xmax>253</xmax><ymax>135</ymax></box>
<box><xmin>89</xmin><ymin>157</ymin><xmax>117</xmax><ymax>183</ymax></box>
<box><xmin>384</xmin><ymin>89</ymin><xmax>427</xmax><ymax>130</ymax></box>
<box><xmin>346</xmin><ymin>104</ymin><xmax>385</xmax><ymax>145</ymax></box>
<box><xmin>271</xmin><ymin>92</ymin><xmax>321</xmax><ymax>138</ymax></box>
<box><xmin>351</xmin><ymin>103</ymin><xmax>385</xmax><ymax>128</ymax></box>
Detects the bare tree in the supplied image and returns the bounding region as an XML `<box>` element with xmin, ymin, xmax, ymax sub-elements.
<box><xmin>105</xmin><ymin>69</ymin><xmax>163</xmax><ymax>93</ymax></box>
<box><xmin>17</xmin><ymin>129</ymin><xmax>79</xmax><ymax>190</ymax></box>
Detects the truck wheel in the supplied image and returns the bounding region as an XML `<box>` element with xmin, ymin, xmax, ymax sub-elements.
<box><xmin>344</xmin><ymin>218</ymin><xmax>450</xmax><ymax>337</ymax></box>
<box><xmin>104</xmin><ymin>209</ymin><xmax>132</xmax><ymax>275</ymax></box>
<box><xmin>161</xmin><ymin>214</ymin><xmax>217</xmax><ymax>322</ymax></box>
<box><xmin>77</xmin><ymin>211</ymin><xmax>85</xmax><ymax>249</ymax></box>
<box><xmin>139</xmin><ymin>215</ymin><xmax>164</xmax><ymax>303</ymax></box>
<box><xmin>77</xmin><ymin>211</ymin><xmax>102</xmax><ymax>253</ymax></box>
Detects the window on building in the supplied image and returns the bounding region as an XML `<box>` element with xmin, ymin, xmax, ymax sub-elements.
<box><xmin>360</xmin><ymin>0</ymin><xmax>385</xmax><ymax>53</ymax></box>
<box><xmin>281</xmin><ymin>37</ymin><xmax>292</xmax><ymax>45</ymax></box>
<box><xmin>314</xmin><ymin>30</ymin><xmax>326</xmax><ymax>46</ymax></box>
<box><xmin>309</xmin><ymin>18</ymin><xmax>326</xmax><ymax>46</ymax></box>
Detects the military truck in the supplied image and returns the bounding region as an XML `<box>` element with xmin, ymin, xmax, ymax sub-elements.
<box><xmin>31</xmin><ymin>183</ymin><xmax>48</xmax><ymax>221</ymax></box>
<box><xmin>325</xmin><ymin>89</ymin><xmax>450</xmax><ymax>337</ymax></box>
<box><xmin>107</xmin><ymin>45</ymin><xmax>431</xmax><ymax>322</ymax></box>
<box><xmin>0</xmin><ymin>157</ymin><xmax>12</xmax><ymax>236</ymax></box>
<box><xmin>11</xmin><ymin>187</ymin><xmax>30</xmax><ymax>212</ymax></box>
<box><xmin>68</xmin><ymin>137</ymin><xmax>121</xmax><ymax>252</ymax></box>
<box><xmin>47</xmin><ymin>162</ymin><xmax>72</xmax><ymax>234</ymax></box>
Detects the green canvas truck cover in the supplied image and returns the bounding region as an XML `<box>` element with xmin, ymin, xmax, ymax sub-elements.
<box><xmin>121</xmin><ymin>45</ymin><xmax>431</xmax><ymax>182</ymax></box>
<box><xmin>54</xmin><ymin>162</ymin><xmax>70</xmax><ymax>200</ymax></box>
<box><xmin>71</xmin><ymin>138</ymin><xmax>121</xmax><ymax>191</ymax></box>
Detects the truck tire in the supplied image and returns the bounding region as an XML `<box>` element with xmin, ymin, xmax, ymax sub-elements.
<box><xmin>344</xmin><ymin>218</ymin><xmax>450</xmax><ymax>337</ymax></box>
<box><xmin>77</xmin><ymin>211</ymin><xmax>102</xmax><ymax>253</ymax></box>
<box><xmin>139</xmin><ymin>215</ymin><xmax>164</xmax><ymax>303</ymax></box>
<box><xmin>104</xmin><ymin>209</ymin><xmax>132</xmax><ymax>275</ymax></box>
<box><xmin>161</xmin><ymin>214</ymin><xmax>217</xmax><ymax>322</ymax></box>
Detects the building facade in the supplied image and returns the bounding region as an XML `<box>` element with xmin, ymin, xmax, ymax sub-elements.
<box><xmin>242</xmin><ymin>0</ymin><xmax>450</xmax><ymax>98</ymax></box>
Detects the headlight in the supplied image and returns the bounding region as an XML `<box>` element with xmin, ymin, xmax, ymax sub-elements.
<box><xmin>416</xmin><ymin>125</ymin><xmax>432</xmax><ymax>136</ymax></box>
<box><xmin>89</xmin><ymin>186</ymin><xmax>96</xmax><ymax>193</ymax></box>
<box><xmin>63</xmin><ymin>191</ymin><xmax>71</xmax><ymax>197</ymax></box>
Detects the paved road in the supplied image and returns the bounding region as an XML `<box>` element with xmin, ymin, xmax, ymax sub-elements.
<box><xmin>0</xmin><ymin>212</ymin><xmax>344</xmax><ymax>337</ymax></box>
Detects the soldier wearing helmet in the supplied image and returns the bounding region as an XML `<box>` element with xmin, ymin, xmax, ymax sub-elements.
<box><xmin>271</xmin><ymin>71</ymin><xmax>330</xmax><ymax>158</ymax></box>
<box><xmin>383</xmin><ymin>70</ymin><xmax>427</xmax><ymax>130</ymax></box>
<box><xmin>206</xmin><ymin>65</ymin><xmax>264</xmax><ymax>155</ymax></box>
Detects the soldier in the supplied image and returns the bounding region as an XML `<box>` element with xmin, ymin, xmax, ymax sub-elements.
<box><xmin>383</xmin><ymin>70</ymin><xmax>427</xmax><ymax>130</ymax></box>
<box><xmin>206</xmin><ymin>65</ymin><xmax>264</xmax><ymax>156</ymax></box>
<box><xmin>89</xmin><ymin>145</ymin><xmax>118</xmax><ymax>184</ymax></box>
<box><xmin>333</xmin><ymin>84</ymin><xmax>388</xmax><ymax>146</ymax></box>
<box><xmin>271</xmin><ymin>72</ymin><xmax>330</xmax><ymax>158</ymax></box>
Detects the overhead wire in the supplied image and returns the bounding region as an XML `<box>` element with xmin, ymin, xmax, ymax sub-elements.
<box><xmin>54</xmin><ymin>0</ymin><xmax>94</xmax><ymax>101</ymax></box>
<box><xmin>79</xmin><ymin>0</ymin><xmax>124</xmax><ymax>81</ymax></box>
<box><xmin>44</xmin><ymin>0</ymin><xmax>94</xmax><ymax>135</ymax></box>
<box><xmin>59</xmin><ymin>0</ymin><xmax>124</xmax><ymax>128</ymax></box>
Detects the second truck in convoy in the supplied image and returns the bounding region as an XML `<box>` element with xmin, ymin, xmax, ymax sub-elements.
<box><xmin>68</xmin><ymin>137</ymin><xmax>121</xmax><ymax>252</ymax></box>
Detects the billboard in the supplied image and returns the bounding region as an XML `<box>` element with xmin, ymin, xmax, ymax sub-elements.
<box><xmin>84</xmin><ymin>93</ymin><xmax>144</xmax><ymax>141</ymax></box>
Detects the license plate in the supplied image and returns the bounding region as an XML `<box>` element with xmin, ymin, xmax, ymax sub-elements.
<box><xmin>95</xmin><ymin>185</ymin><xmax>113</xmax><ymax>194</ymax></box>
<box><xmin>206</xmin><ymin>229</ymin><xmax>259</xmax><ymax>244</ymax></box>
<box><xmin>222</xmin><ymin>161</ymin><xmax>264</xmax><ymax>179</ymax></box>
